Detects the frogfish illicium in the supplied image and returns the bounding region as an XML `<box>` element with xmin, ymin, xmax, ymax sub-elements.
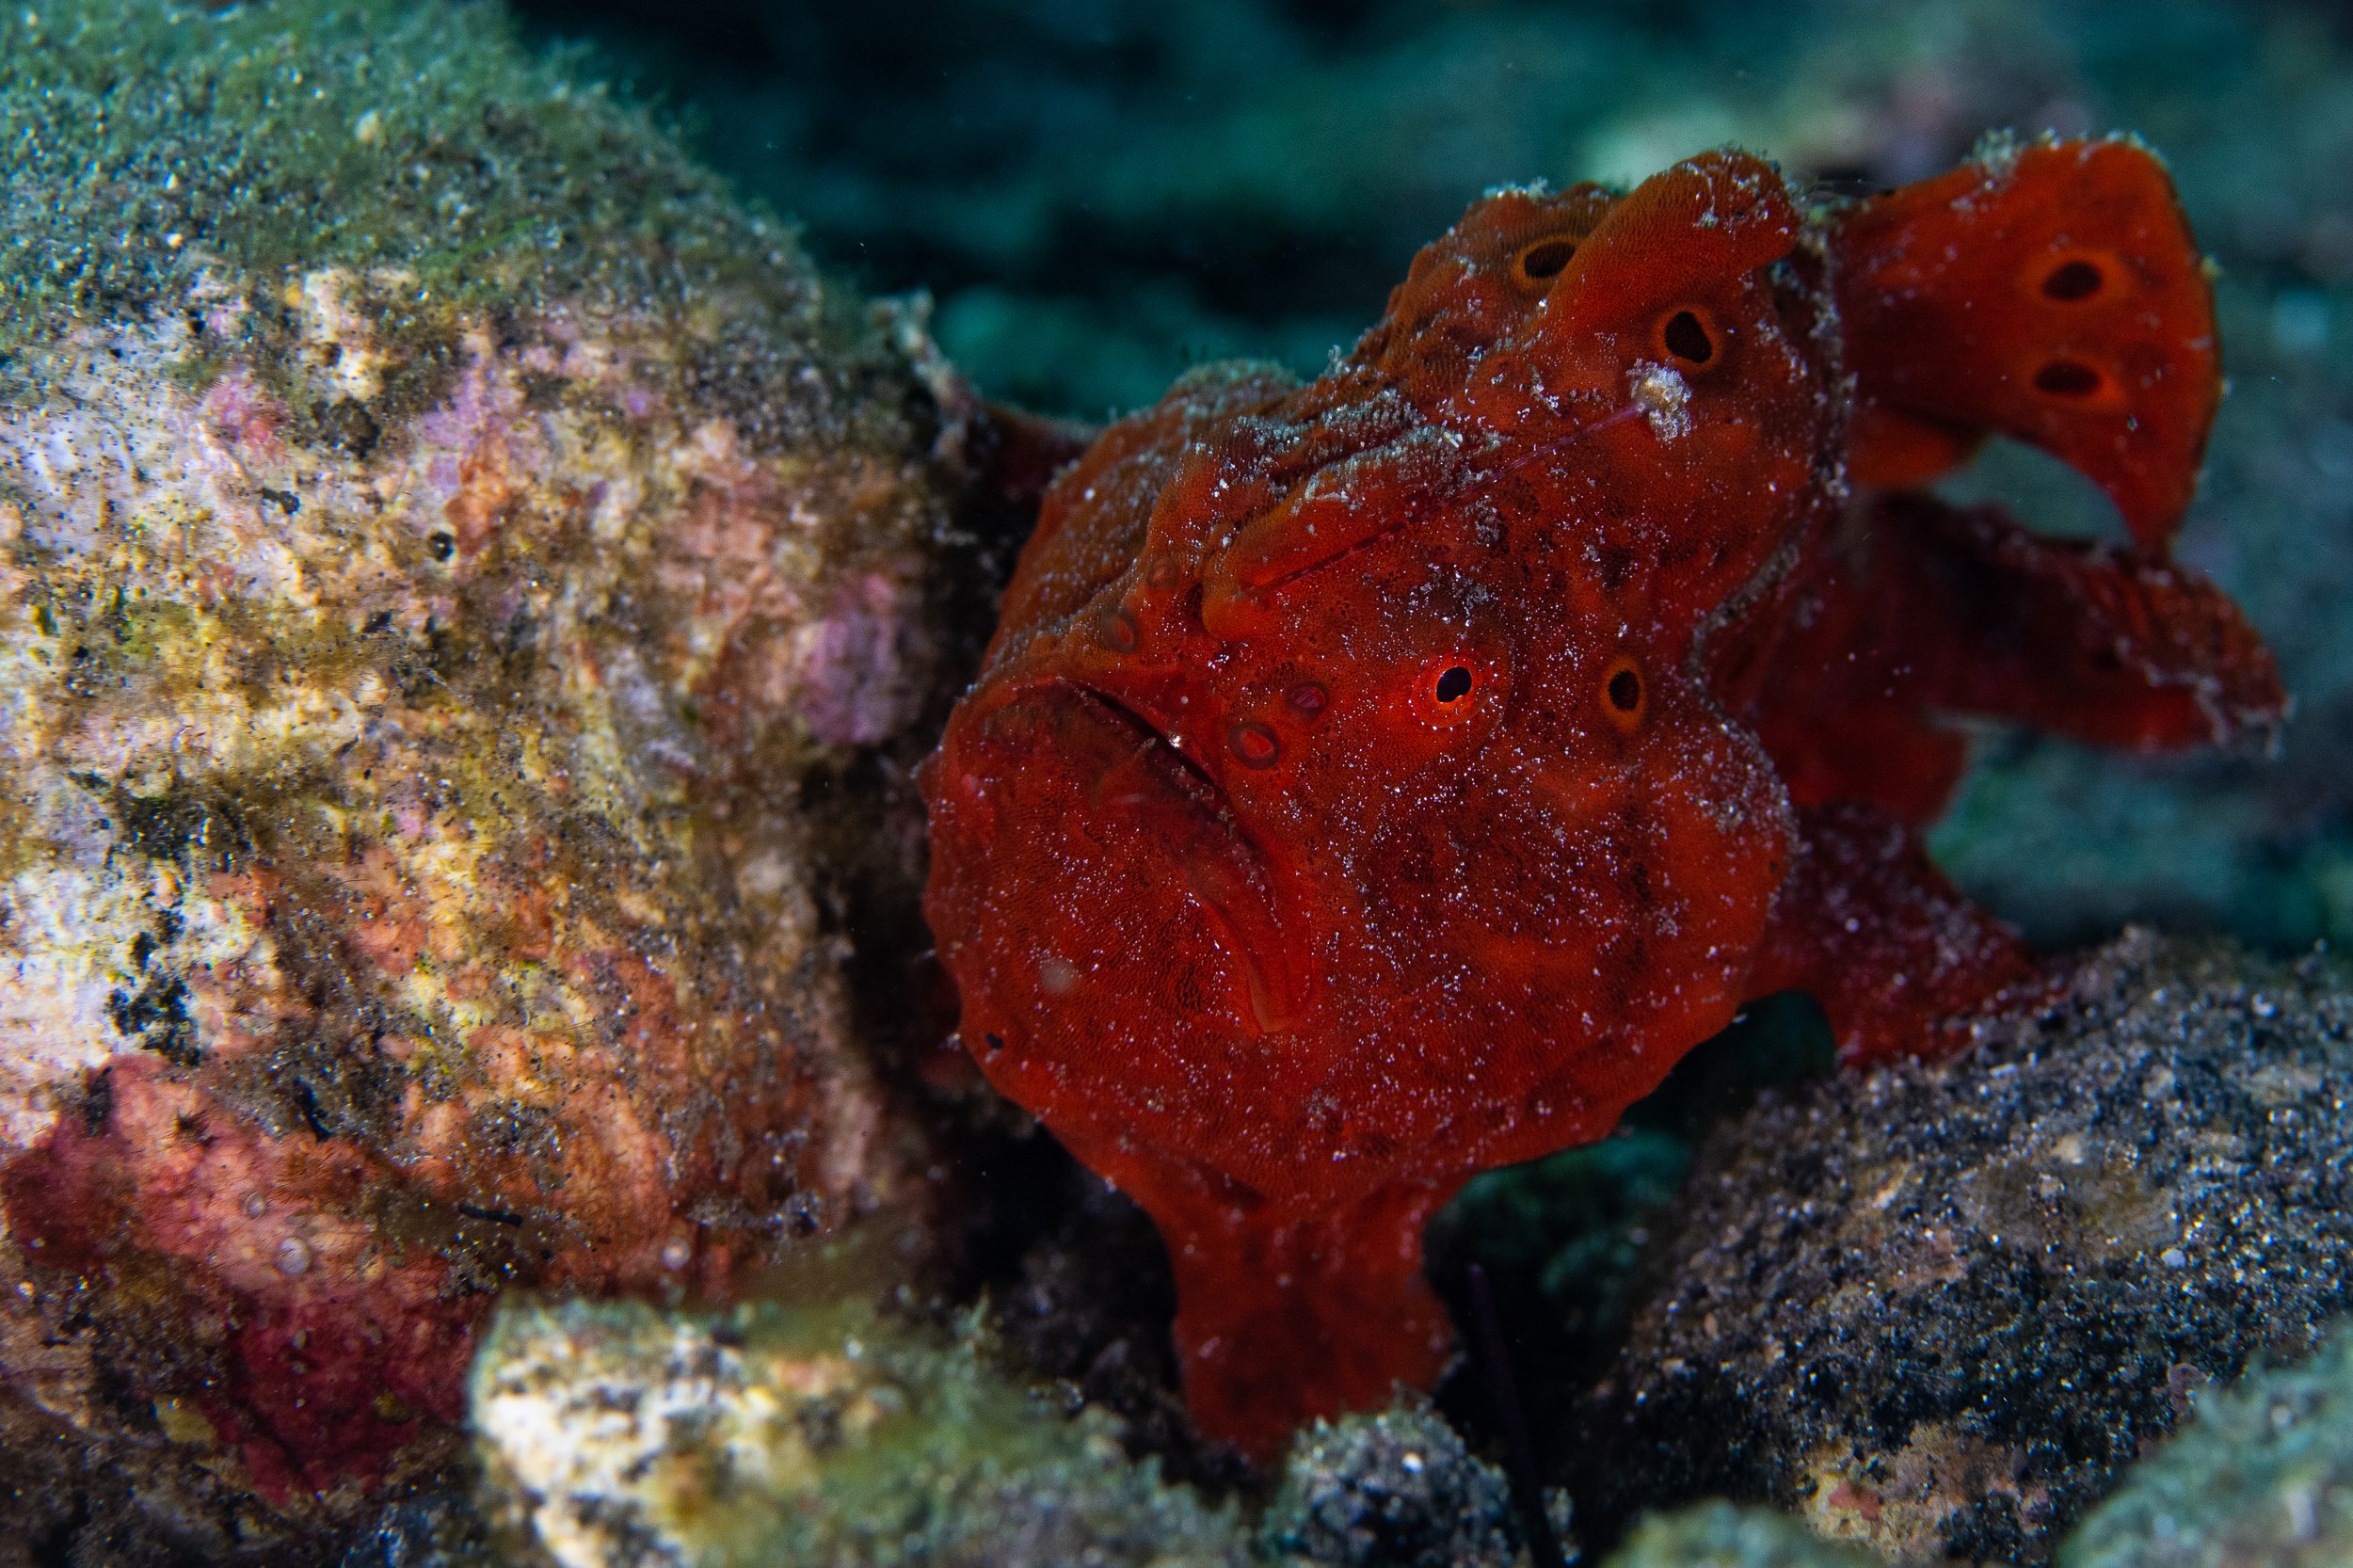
<box><xmin>920</xmin><ymin>136</ymin><xmax>2285</xmax><ymax>1460</ymax></box>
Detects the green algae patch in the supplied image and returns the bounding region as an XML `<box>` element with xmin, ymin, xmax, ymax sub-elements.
<box><xmin>472</xmin><ymin>1295</ymin><xmax>1252</xmax><ymax>1568</ymax></box>
<box><xmin>0</xmin><ymin>0</ymin><xmax>810</xmax><ymax>367</ymax></box>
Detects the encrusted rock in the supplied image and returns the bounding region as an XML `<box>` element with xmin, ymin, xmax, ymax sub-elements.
<box><xmin>471</xmin><ymin>1295</ymin><xmax>1250</xmax><ymax>1568</ymax></box>
<box><xmin>1565</xmin><ymin>932</ymin><xmax>2353</xmax><ymax>1564</ymax></box>
<box><xmin>0</xmin><ymin>0</ymin><xmax>986</xmax><ymax>1549</ymax></box>
<box><xmin>1258</xmin><ymin>1397</ymin><xmax>1521</xmax><ymax>1568</ymax></box>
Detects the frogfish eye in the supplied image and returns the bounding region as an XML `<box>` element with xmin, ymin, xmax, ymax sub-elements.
<box><xmin>1433</xmin><ymin>665</ymin><xmax>1475</xmax><ymax>703</ymax></box>
<box><xmin>2029</xmin><ymin>248</ymin><xmax>2123</xmax><ymax>305</ymax></box>
<box><xmin>2040</xmin><ymin>258</ymin><xmax>2105</xmax><ymax>301</ymax></box>
<box><xmin>1513</xmin><ymin>235</ymin><xmax>1577</xmax><ymax>287</ymax></box>
<box><xmin>1659</xmin><ymin>307</ymin><xmax>1717</xmax><ymax>366</ymax></box>
<box><xmin>1228</xmin><ymin>721</ymin><xmax>1282</xmax><ymax>768</ymax></box>
<box><xmin>1602</xmin><ymin>655</ymin><xmax>1645</xmax><ymax>730</ymax></box>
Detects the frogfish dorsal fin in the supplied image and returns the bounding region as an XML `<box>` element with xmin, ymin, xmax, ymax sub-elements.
<box><xmin>1830</xmin><ymin>136</ymin><xmax>2220</xmax><ymax>546</ymax></box>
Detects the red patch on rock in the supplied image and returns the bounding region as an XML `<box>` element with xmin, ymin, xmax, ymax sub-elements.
<box><xmin>4</xmin><ymin>1060</ymin><xmax>478</xmax><ymax>1502</ymax></box>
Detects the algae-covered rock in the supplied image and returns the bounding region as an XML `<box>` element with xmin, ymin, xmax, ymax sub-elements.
<box><xmin>471</xmin><ymin>1294</ymin><xmax>1250</xmax><ymax>1568</ymax></box>
<box><xmin>1567</xmin><ymin>933</ymin><xmax>2353</xmax><ymax>1564</ymax></box>
<box><xmin>0</xmin><ymin>0</ymin><xmax>982</xmax><ymax>1551</ymax></box>
<box><xmin>1258</xmin><ymin>1397</ymin><xmax>1520</xmax><ymax>1568</ymax></box>
<box><xmin>1601</xmin><ymin>1501</ymin><xmax>1881</xmax><ymax>1568</ymax></box>
<box><xmin>2062</xmin><ymin>1318</ymin><xmax>2353</xmax><ymax>1568</ymax></box>
<box><xmin>474</xmin><ymin>1297</ymin><xmax>1565</xmax><ymax>1568</ymax></box>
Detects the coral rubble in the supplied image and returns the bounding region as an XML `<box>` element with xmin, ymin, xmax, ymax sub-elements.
<box><xmin>0</xmin><ymin>0</ymin><xmax>984</xmax><ymax>1552</ymax></box>
<box><xmin>471</xmin><ymin>1294</ymin><xmax>1250</xmax><ymax>1568</ymax></box>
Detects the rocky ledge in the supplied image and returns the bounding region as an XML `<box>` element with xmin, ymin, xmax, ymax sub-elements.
<box><xmin>0</xmin><ymin>0</ymin><xmax>1004</xmax><ymax>1553</ymax></box>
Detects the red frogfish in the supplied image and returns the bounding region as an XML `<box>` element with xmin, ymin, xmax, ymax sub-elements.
<box><xmin>920</xmin><ymin>136</ymin><xmax>2284</xmax><ymax>1460</ymax></box>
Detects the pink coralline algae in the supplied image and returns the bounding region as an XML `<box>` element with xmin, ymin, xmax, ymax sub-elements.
<box><xmin>792</xmin><ymin>573</ymin><xmax>927</xmax><ymax>748</ymax></box>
